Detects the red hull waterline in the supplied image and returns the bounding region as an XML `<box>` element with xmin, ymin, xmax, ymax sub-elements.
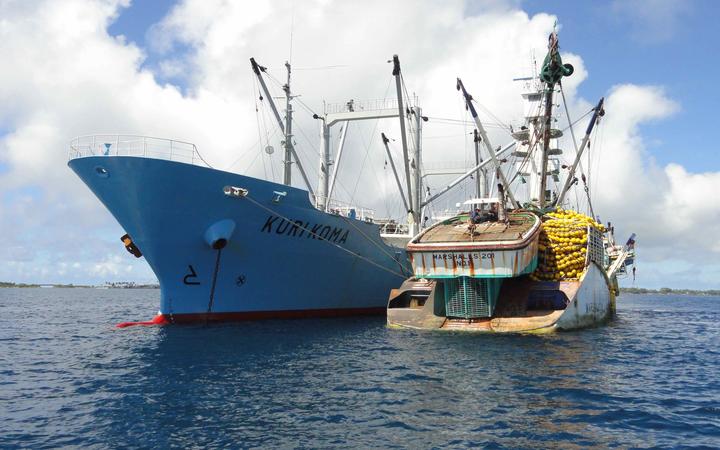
<box><xmin>116</xmin><ymin>307</ymin><xmax>387</xmax><ymax>328</ymax></box>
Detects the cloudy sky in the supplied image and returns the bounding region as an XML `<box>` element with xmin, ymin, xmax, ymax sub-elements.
<box><xmin>0</xmin><ymin>0</ymin><xmax>717</xmax><ymax>289</ymax></box>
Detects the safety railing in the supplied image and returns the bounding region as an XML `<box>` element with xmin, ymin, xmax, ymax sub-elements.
<box><xmin>68</xmin><ymin>135</ymin><xmax>210</xmax><ymax>167</ymax></box>
<box><xmin>323</xmin><ymin>96</ymin><xmax>418</xmax><ymax>115</ymax></box>
<box><xmin>376</xmin><ymin>219</ymin><xmax>409</xmax><ymax>235</ymax></box>
<box><xmin>320</xmin><ymin>197</ymin><xmax>376</xmax><ymax>222</ymax></box>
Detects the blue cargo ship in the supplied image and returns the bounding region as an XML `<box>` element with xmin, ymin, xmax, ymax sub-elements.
<box><xmin>69</xmin><ymin>149</ymin><xmax>410</xmax><ymax>323</ymax></box>
<box><xmin>69</xmin><ymin>56</ymin><xmax>425</xmax><ymax>324</ymax></box>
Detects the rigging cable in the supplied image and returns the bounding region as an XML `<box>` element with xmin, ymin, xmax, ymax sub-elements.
<box><xmin>508</xmin><ymin>97</ymin><xmax>545</xmax><ymax>187</ymax></box>
<box><xmin>259</xmin><ymin>76</ymin><xmax>279</xmax><ymax>182</ymax></box>
<box><xmin>253</xmin><ymin>76</ymin><xmax>270</xmax><ymax>180</ymax></box>
<box><xmin>295</xmin><ymin>65</ymin><xmax>351</xmax><ymax>71</ymax></box>
<box><xmin>559</xmin><ymin>84</ymin><xmax>593</xmax><ymax>213</ymax></box>
<box><xmin>423</xmin><ymin>117</ymin><xmax>510</xmax><ymax>129</ymax></box>
<box><xmin>350</xmin><ymin>116</ymin><xmax>386</xmax><ymax>204</ymax></box>
<box><xmin>384</xmin><ymin>138</ymin><xmax>415</xmax><ymax>220</ymax></box>
<box><xmin>590</xmin><ymin>120</ymin><xmax>606</xmax><ymax>219</ymax></box>
<box><xmin>337</xmin><ymin>214</ymin><xmax>412</xmax><ymax>277</ymax></box>
<box><xmin>288</xmin><ymin>1</ymin><xmax>294</xmax><ymax>65</ymax></box>
<box><xmin>349</xmin><ymin>77</ymin><xmax>393</xmax><ymax>203</ymax></box>
<box><xmin>293</xmin><ymin>122</ymin><xmax>322</xmax><ymax>158</ymax></box>
<box><xmin>258</xmin><ymin>66</ymin><xmax>324</xmax><ymax>185</ymax></box>
<box><xmin>474</xmin><ymin>99</ymin><xmax>512</xmax><ymax>133</ymax></box>
<box><xmin>240</xmin><ymin>193</ymin><xmax>408</xmax><ymax>279</ymax></box>
<box><xmin>503</xmin><ymin>88</ymin><xmax>549</xmax><ymax>201</ymax></box>
<box><xmin>226</xmin><ymin>127</ymin><xmax>280</xmax><ymax>172</ymax></box>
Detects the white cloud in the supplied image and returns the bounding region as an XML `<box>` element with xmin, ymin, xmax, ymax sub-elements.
<box><xmin>90</xmin><ymin>253</ymin><xmax>134</xmax><ymax>277</ymax></box>
<box><xmin>0</xmin><ymin>0</ymin><xmax>716</xmax><ymax>288</ymax></box>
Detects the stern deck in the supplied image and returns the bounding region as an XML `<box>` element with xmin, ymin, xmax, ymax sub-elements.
<box><xmin>416</xmin><ymin>212</ymin><xmax>538</xmax><ymax>245</ymax></box>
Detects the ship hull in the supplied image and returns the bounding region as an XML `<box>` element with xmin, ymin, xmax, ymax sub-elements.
<box><xmin>554</xmin><ymin>263</ymin><xmax>615</xmax><ymax>330</ymax></box>
<box><xmin>387</xmin><ymin>263</ymin><xmax>615</xmax><ymax>332</ymax></box>
<box><xmin>69</xmin><ymin>156</ymin><xmax>409</xmax><ymax>322</ymax></box>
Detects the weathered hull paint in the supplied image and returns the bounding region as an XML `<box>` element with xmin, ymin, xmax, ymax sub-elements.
<box><xmin>555</xmin><ymin>263</ymin><xmax>614</xmax><ymax>330</ymax></box>
<box><xmin>387</xmin><ymin>263</ymin><xmax>615</xmax><ymax>333</ymax></box>
<box><xmin>406</xmin><ymin>214</ymin><xmax>541</xmax><ymax>279</ymax></box>
<box><xmin>410</xmin><ymin>242</ymin><xmax>539</xmax><ymax>278</ymax></box>
<box><xmin>69</xmin><ymin>156</ymin><xmax>410</xmax><ymax>320</ymax></box>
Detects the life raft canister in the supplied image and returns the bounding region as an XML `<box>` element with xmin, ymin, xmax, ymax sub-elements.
<box><xmin>120</xmin><ymin>233</ymin><xmax>142</xmax><ymax>258</ymax></box>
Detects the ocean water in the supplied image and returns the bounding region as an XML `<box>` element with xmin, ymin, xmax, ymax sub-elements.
<box><xmin>1</xmin><ymin>288</ymin><xmax>718</xmax><ymax>449</ymax></box>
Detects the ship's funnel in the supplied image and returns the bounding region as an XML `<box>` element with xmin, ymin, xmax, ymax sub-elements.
<box><xmin>204</xmin><ymin>219</ymin><xmax>236</xmax><ymax>250</ymax></box>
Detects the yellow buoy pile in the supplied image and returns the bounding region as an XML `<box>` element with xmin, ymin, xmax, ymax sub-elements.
<box><xmin>530</xmin><ymin>209</ymin><xmax>605</xmax><ymax>281</ymax></box>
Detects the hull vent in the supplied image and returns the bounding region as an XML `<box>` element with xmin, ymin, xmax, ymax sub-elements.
<box><xmin>444</xmin><ymin>277</ymin><xmax>494</xmax><ymax>318</ymax></box>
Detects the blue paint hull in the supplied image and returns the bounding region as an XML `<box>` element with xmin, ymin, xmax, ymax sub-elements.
<box><xmin>69</xmin><ymin>156</ymin><xmax>410</xmax><ymax>320</ymax></box>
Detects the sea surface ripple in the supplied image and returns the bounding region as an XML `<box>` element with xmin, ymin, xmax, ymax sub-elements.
<box><xmin>1</xmin><ymin>289</ymin><xmax>719</xmax><ymax>449</ymax></box>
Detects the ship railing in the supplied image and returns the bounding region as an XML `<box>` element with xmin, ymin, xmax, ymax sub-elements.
<box><xmin>323</xmin><ymin>96</ymin><xmax>417</xmax><ymax>115</ymax></box>
<box><xmin>375</xmin><ymin>219</ymin><xmax>410</xmax><ymax>235</ymax></box>
<box><xmin>321</xmin><ymin>197</ymin><xmax>375</xmax><ymax>222</ymax></box>
<box><xmin>68</xmin><ymin>135</ymin><xmax>210</xmax><ymax>167</ymax></box>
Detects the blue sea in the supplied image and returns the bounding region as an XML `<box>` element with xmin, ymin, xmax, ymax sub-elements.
<box><xmin>1</xmin><ymin>288</ymin><xmax>718</xmax><ymax>449</ymax></box>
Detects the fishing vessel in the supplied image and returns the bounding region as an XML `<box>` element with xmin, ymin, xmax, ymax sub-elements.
<box><xmin>387</xmin><ymin>31</ymin><xmax>636</xmax><ymax>332</ymax></box>
<box><xmin>69</xmin><ymin>57</ymin><xmax>427</xmax><ymax>325</ymax></box>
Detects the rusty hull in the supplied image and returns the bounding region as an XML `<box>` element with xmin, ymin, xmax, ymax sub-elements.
<box><xmin>387</xmin><ymin>263</ymin><xmax>614</xmax><ymax>333</ymax></box>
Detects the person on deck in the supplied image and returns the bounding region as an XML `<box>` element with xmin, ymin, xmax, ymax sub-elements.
<box><xmin>468</xmin><ymin>207</ymin><xmax>482</xmax><ymax>234</ymax></box>
<box><xmin>487</xmin><ymin>203</ymin><xmax>499</xmax><ymax>222</ymax></box>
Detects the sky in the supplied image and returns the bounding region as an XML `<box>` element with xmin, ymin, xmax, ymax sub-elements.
<box><xmin>0</xmin><ymin>0</ymin><xmax>718</xmax><ymax>289</ymax></box>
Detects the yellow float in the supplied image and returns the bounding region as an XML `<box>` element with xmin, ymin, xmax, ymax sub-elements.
<box><xmin>530</xmin><ymin>209</ymin><xmax>605</xmax><ymax>282</ymax></box>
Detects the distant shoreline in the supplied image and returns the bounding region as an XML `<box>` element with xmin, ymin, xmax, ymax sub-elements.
<box><xmin>620</xmin><ymin>287</ymin><xmax>720</xmax><ymax>296</ymax></box>
<box><xmin>0</xmin><ymin>282</ymin><xmax>159</xmax><ymax>289</ymax></box>
<box><xmin>1</xmin><ymin>281</ymin><xmax>717</xmax><ymax>296</ymax></box>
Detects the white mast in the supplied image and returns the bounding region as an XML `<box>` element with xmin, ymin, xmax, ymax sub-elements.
<box><xmin>410</xmin><ymin>106</ymin><xmax>423</xmax><ymax>234</ymax></box>
<box><xmin>250</xmin><ymin>57</ymin><xmax>314</xmax><ymax>195</ymax></box>
<box><xmin>282</xmin><ymin>61</ymin><xmax>293</xmax><ymax>185</ymax></box>
<box><xmin>538</xmin><ymin>83</ymin><xmax>554</xmax><ymax>207</ymax></box>
<box><xmin>326</xmin><ymin>122</ymin><xmax>350</xmax><ymax>207</ymax></box>
<box><xmin>391</xmin><ymin>55</ymin><xmax>415</xmax><ymax>224</ymax></box>
<box><xmin>317</xmin><ymin>117</ymin><xmax>330</xmax><ymax>210</ymax></box>
<box><xmin>473</xmin><ymin>129</ymin><xmax>488</xmax><ymax>198</ymax></box>
<box><xmin>514</xmin><ymin>80</ymin><xmax>544</xmax><ymax>203</ymax></box>
<box><xmin>456</xmin><ymin>78</ymin><xmax>520</xmax><ymax>209</ymax></box>
<box><xmin>536</xmin><ymin>30</ymin><xmax>574</xmax><ymax>208</ymax></box>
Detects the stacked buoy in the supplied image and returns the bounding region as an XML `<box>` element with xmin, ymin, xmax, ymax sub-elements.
<box><xmin>530</xmin><ymin>209</ymin><xmax>605</xmax><ymax>281</ymax></box>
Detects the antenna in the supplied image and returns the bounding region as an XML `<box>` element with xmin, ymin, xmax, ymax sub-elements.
<box><xmin>289</xmin><ymin>2</ymin><xmax>295</xmax><ymax>65</ymax></box>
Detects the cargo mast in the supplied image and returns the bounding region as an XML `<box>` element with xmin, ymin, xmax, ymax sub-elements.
<box><xmin>250</xmin><ymin>57</ymin><xmax>314</xmax><ymax>195</ymax></box>
<box><xmin>537</xmin><ymin>30</ymin><xmax>574</xmax><ymax>208</ymax></box>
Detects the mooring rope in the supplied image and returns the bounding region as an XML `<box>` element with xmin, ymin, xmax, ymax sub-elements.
<box><xmin>205</xmin><ymin>248</ymin><xmax>223</xmax><ymax>323</ymax></box>
<box><xmin>241</xmin><ymin>194</ymin><xmax>408</xmax><ymax>279</ymax></box>
<box><xmin>337</xmin><ymin>214</ymin><xmax>412</xmax><ymax>277</ymax></box>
